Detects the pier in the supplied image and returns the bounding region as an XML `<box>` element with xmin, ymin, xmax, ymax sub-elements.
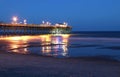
<box><xmin>0</xmin><ymin>23</ymin><xmax>72</xmax><ymax>35</ymax></box>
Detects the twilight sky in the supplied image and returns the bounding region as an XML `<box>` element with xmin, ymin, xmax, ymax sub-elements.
<box><xmin>0</xmin><ymin>0</ymin><xmax>120</xmax><ymax>31</ymax></box>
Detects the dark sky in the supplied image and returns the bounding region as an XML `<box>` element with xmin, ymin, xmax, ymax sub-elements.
<box><xmin>0</xmin><ymin>0</ymin><xmax>120</xmax><ymax>31</ymax></box>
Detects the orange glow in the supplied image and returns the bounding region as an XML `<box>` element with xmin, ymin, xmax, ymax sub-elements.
<box><xmin>39</xmin><ymin>35</ymin><xmax>51</xmax><ymax>44</ymax></box>
<box><xmin>0</xmin><ymin>34</ymin><xmax>70</xmax><ymax>56</ymax></box>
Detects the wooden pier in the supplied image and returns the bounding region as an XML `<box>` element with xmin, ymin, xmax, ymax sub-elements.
<box><xmin>0</xmin><ymin>24</ymin><xmax>72</xmax><ymax>35</ymax></box>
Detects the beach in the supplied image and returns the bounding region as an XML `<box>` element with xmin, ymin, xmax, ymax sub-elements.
<box><xmin>0</xmin><ymin>0</ymin><xmax>119</xmax><ymax>76</ymax></box>
<box><xmin>0</xmin><ymin>34</ymin><xmax>120</xmax><ymax>77</ymax></box>
<box><xmin>0</xmin><ymin>52</ymin><xmax>120</xmax><ymax>77</ymax></box>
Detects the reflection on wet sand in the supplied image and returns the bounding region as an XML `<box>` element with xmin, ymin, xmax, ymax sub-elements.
<box><xmin>0</xmin><ymin>34</ymin><xmax>70</xmax><ymax>57</ymax></box>
<box><xmin>41</xmin><ymin>35</ymin><xmax>69</xmax><ymax>57</ymax></box>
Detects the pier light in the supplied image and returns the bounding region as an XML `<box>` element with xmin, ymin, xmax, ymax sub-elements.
<box><xmin>24</xmin><ymin>19</ymin><xmax>27</xmax><ymax>24</ymax></box>
<box><xmin>12</xmin><ymin>16</ymin><xmax>18</xmax><ymax>24</ymax></box>
<box><xmin>13</xmin><ymin>16</ymin><xmax>18</xmax><ymax>22</ymax></box>
<box><xmin>42</xmin><ymin>21</ymin><xmax>45</xmax><ymax>24</ymax></box>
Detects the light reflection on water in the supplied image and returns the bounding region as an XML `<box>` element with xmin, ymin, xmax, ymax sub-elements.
<box><xmin>1</xmin><ymin>35</ymin><xmax>120</xmax><ymax>60</ymax></box>
<box><xmin>0</xmin><ymin>35</ymin><xmax>70</xmax><ymax>58</ymax></box>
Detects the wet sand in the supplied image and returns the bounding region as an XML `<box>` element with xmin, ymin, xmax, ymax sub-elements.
<box><xmin>0</xmin><ymin>52</ymin><xmax>120</xmax><ymax>77</ymax></box>
<box><xmin>0</xmin><ymin>35</ymin><xmax>120</xmax><ymax>77</ymax></box>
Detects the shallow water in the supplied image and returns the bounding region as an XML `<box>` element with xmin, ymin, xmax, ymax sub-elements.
<box><xmin>0</xmin><ymin>34</ymin><xmax>120</xmax><ymax>61</ymax></box>
<box><xmin>0</xmin><ymin>35</ymin><xmax>69</xmax><ymax>58</ymax></box>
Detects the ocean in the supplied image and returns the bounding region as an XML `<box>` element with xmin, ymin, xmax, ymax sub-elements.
<box><xmin>0</xmin><ymin>31</ymin><xmax>120</xmax><ymax>61</ymax></box>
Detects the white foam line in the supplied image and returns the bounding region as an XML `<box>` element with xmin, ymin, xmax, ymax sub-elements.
<box><xmin>70</xmin><ymin>37</ymin><xmax>120</xmax><ymax>41</ymax></box>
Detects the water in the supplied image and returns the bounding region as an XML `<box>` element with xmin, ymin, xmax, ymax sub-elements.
<box><xmin>0</xmin><ymin>35</ymin><xmax>69</xmax><ymax>58</ymax></box>
<box><xmin>0</xmin><ymin>32</ymin><xmax>120</xmax><ymax>61</ymax></box>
